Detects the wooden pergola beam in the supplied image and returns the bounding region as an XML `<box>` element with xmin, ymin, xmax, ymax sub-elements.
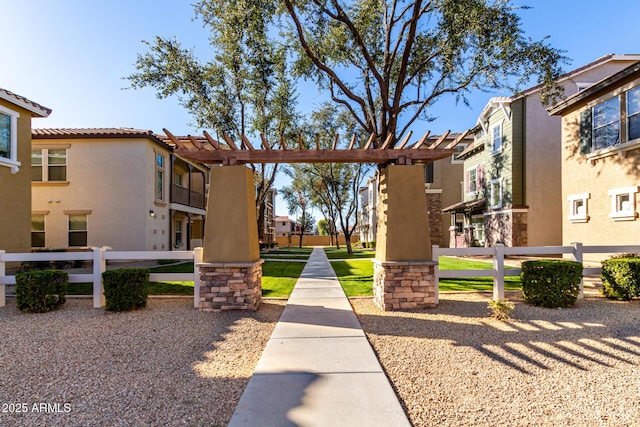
<box><xmin>412</xmin><ymin>131</ymin><xmax>431</xmax><ymax>149</ymax></box>
<box><xmin>444</xmin><ymin>129</ymin><xmax>470</xmax><ymax>149</ymax></box>
<box><xmin>203</xmin><ymin>131</ymin><xmax>220</xmax><ymax>150</ymax></box>
<box><xmin>428</xmin><ymin>130</ymin><xmax>451</xmax><ymax>149</ymax></box>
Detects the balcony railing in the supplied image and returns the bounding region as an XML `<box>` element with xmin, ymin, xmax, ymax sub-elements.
<box><xmin>171</xmin><ymin>184</ymin><xmax>206</xmax><ymax>209</ymax></box>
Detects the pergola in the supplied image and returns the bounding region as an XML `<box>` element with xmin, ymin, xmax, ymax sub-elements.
<box><xmin>163</xmin><ymin>128</ymin><xmax>468</xmax><ymax>166</ymax></box>
<box><xmin>163</xmin><ymin>127</ymin><xmax>468</xmax><ymax>312</ymax></box>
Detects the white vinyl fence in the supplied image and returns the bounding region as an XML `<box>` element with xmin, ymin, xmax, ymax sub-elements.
<box><xmin>433</xmin><ymin>242</ymin><xmax>640</xmax><ymax>300</ymax></box>
<box><xmin>0</xmin><ymin>247</ymin><xmax>203</xmax><ymax>309</ymax></box>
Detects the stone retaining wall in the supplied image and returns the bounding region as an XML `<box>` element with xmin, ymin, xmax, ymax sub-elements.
<box><xmin>197</xmin><ymin>260</ymin><xmax>263</xmax><ymax>312</ymax></box>
<box><xmin>373</xmin><ymin>260</ymin><xmax>437</xmax><ymax>311</ymax></box>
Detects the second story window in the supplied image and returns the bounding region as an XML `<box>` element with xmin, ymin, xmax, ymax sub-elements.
<box><xmin>32</xmin><ymin>148</ymin><xmax>67</xmax><ymax>182</ymax></box>
<box><xmin>466</xmin><ymin>166</ymin><xmax>478</xmax><ymax>194</ymax></box>
<box><xmin>491</xmin><ymin>124</ymin><xmax>502</xmax><ymax>154</ymax></box>
<box><xmin>155</xmin><ymin>153</ymin><xmax>165</xmax><ymax>202</ymax></box>
<box><xmin>593</xmin><ymin>96</ymin><xmax>620</xmax><ymax>149</ymax></box>
<box><xmin>0</xmin><ymin>105</ymin><xmax>20</xmax><ymax>173</ymax></box>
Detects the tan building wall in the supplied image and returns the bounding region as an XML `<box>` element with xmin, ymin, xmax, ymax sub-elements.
<box><xmin>559</xmin><ymin>78</ymin><xmax>640</xmax><ymax>260</ymax></box>
<box><xmin>0</xmin><ymin>100</ymin><xmax>33</xmax><ymax>253</ymax></box>
<box><xmin>32</xmin><ymin>137</ymin><xmax>171</xmax><ymax>251</ymax></box>
<box><xmin>523</xmin><ymin>58</ymin><xmax>640</xmax><ymax>247</ymax></box>
<box><xmin>0</xmin><ymin>92</ymin><xmax>50</xmax><ymax>253</ymax></box>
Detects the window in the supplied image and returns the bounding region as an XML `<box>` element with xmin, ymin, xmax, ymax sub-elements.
<box><xmin>608</xmin><ymin>186</ymin><xmax>638</xmax><ymax>221</ymax></box>
<box><xmin>68</xmin><ymin>214</ymin><xmax>88</xmax><ymax>247</ymax></box>
<box><xmin>424</xmin><ymin>162</ymin><xmax>434</xmax><ymax>184</ymax></box>
<box><xmin>593</xmin><ymin>96</ymin><xmax>620</xmax><ymax>149</ymax></box>
<box><xmin>156</xmin><ymin>153</ymin><xmax>165</xmax><ymax>202</ymax></box>
<box><xmin>468</xmin><ymin>168</ymin><xmax>477</xmax><ymax>193</ymax></box>
<box><xmin>174</xmin><ymin>173</ymin><xmax>184</xmax><ymax>187</ymax></box>
<box><xmin>471</xmin><ymin>215</ymin><xmax>485</xmax><ymax>245</ymax></box>
<box><xmin>31</xmin><ymin>214</ymin><xmax>45</xmax><ymax>248</ymax></box>
<box><xmin>489</xmin><ymin>178</ymin><xmax>502</xmax><ymax>209</ymax></box>
<box><xmin>451</xmin><ymin>144</ymin><xmax>467</xmax><ymax>163</ymax></box>
<box><xmin>32</xmin><ymin>148</ymin><xmax>67</xmax><ymax>182</ymax></box>
<box><xmin>627</xmin><ymin>86</ymin><xmax>640</xmax><ymax>141</ymax></box>
<box><xmin>175</xmin><ymin>219</ymin><xmax>183</xmax><ymax>248</ymax></box>
<box><xmin>568</xmin><ymin>193</ymin><xmax>590</xmax><ymax>223</ymax></box>
<box><xmin>0</xmin><ymin>105</ymin><xmax>20</xmax><ymax>173</ymax></box>
<box><xmin>491</xmin><ymin>124</ymin><xmax>502</xmax><ymax>154</ymax></box>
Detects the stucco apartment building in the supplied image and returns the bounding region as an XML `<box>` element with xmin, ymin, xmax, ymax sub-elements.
<box><xmin>0</xmin><ymin>88</ymin><xmax>51</xmax><ymax>254</ymax></box>
<box><xmin>445</xmin><ymin>54</ymin><xmax>640</xmax><ymax>248</ymax></box>
<box><xmin>548</xmin><ymin>61</ymin><xmax>640</xmax><ymax>260</ymax></box>
<box><xmin>31</xmin><ymin>128</ymin><xmax>208</xmax><ymax>251</ymax></box>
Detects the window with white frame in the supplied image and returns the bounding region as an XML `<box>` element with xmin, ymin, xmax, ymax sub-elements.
<box><xmin>471</xmin><ymin>215</ymin><xmax>485</xmax><ymax>245</ymax></box>
<box><xmin>68</xmin><ymin>214</ymin><xmax>88</xmax><ymax>247</ymax></box>
<box><xmin>31</xmin><ymin>214</ymin><xmax>46</xmax><ymax>248</ymax></box>
<box><xmin>175</xmin><ymin>219</ymin><xmax>183</xmax><ymax>248</ymax></box>
<box><xmin>489</xmin><ymin>178</ymin><xmax>502</xmax><ymax>208</ymax></box>
<box><xmin>608</xmin><ymin>186</ymin><xmax>638</xmax><ymax>221</ymax></box>
<box><xmin>568</xmin><ymin>193</ymin><xmax>590</xmax><ymax>223</ymax></box>
<box><xmin>491</xmin><ymin>124</ymin><xmax>502</xmax><ymax>154</ymax></box>
<box><xmin>32</xmin><ymin>148</ymin><xmax>67</xmax><ymax>182</ymax></box>
<box><xmin>0</xmin><ymin>105</ymin><xmax>20</xmax><ymax>173</ymax></box>
<box><xmin>467</xmin><ymin>166</ymin><xmax>478</xmax><ymax>194</ymax></box>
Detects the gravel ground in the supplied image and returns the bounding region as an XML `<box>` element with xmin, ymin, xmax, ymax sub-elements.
<box><xmin>0</xmin><ymin>298</ymin><xmax>285</xmax><ymax>427</ymax></box>
<box><xmin>351</xmin><ymin>292</ymin><xmax>640</xmax><ymax>427</ymax></box>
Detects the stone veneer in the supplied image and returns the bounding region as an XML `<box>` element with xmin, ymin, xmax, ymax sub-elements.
<box><xmin>197</xmin><ymin>260</ymin><xmax>263</xmax><ymax>312</ymax></box>
<box><xmin>373</xmin><ymin>260</ymin><xmax>437</xmax><ymax>311</ymax></box>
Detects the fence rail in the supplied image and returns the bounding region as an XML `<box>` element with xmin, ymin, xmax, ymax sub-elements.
<box><xmin>0</xmin><ymin>247</ymin><xmax>203</xmax><ymax>308</ymax></box>
<box><xmin>433</xmin><ymin>242</ymin><xmax>640</xmax><ymax>300</ymax></box>
<box><xmin>3</xmin><ymin>243</ymin><xmax>640</xmax><ymax>309</ymax></box>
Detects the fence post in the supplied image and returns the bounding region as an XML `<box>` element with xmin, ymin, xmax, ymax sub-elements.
<box><xmin>432</xmin><ymin>245</ymin><xmax>440</xmax><ymax>305</ymax></box>
<box><xmin>493</xmin><ymin>244</ymin><xmax>505</xmax><ymax>300</ymax></box>
<box><xmin>570</xmin><ymin>242</ymin><xmax>584</xmax><ymax>299</ymax></box>
<box><xmin>193</xmin><ymin>247</ymin><xmax>203</xmax><ymax>309</ymax></box>
<box><xmin>92</xmin><ymin>247</ymin><xmax>107</xmax><ymax>308</ymax></box>
<box><xmin>0</xmin><ymin>250</ymin><xmax>5</xmax><ymax>307</ymax></box>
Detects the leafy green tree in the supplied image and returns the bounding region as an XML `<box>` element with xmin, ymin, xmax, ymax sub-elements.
<box><xmin>126</xmin><ymin>0</ymin><xmax>299</xmax><ymax>242</ymax></box>
<box><xmin>281</xmin><ymin>178</ymin><xmax>315</xmax><ymax>248</ymax></box>
<box><xmin>283</xmin><ymin>0</ymin><xmax>567</xmax><ymax>146</ymax></box>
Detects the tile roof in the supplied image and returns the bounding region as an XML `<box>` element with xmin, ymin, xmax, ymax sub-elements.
<box><xmin>0</xmin><ymin>88</ymin><xmax>52</xmax><ymax>117</ymax></box>
<box><xmin>32</xmin><ymin>128</ymin><xmax>172</xmax><ymax>149</ymax></box>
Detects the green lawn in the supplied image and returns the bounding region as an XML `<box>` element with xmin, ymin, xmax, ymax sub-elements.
<box><xmin>260</xmin><ymin>246</ymin><xmax>312</xmax><ymax>260</ymax></box>
<box><xmin>261</xmin><ymin>261</ymin><xmax>306</xmax><ymax>297</ymax></box>
<box><xmin>330</xmin><ymin>259</ymin><xmax>373</xmax><ymax>297</ymax></box>
<box><xmin>323</xmin><ymin>247</ymin><xmax>375</xmax><ymax>259</ymax></box>
<box><xmin>439</xmin><ymin>256</ymin><xmax>522</xmax><ymax>291</ymax></box>
<box><xmin>67</xmin><ymin>260</ymin><xmax>305</xmax><ymax>298</ymax></box>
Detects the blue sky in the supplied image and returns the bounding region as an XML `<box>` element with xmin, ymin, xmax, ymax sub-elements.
<box><xmin>3</xmin><ymin>0</ymin><xmax>639</xmax><ymax>215</ymax></box>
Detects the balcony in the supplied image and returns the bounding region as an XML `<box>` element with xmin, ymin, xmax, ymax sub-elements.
<box><xmin>171</xmin><ymin>184</ymin><xmax>206</xmax><ymax>209</ymax></box>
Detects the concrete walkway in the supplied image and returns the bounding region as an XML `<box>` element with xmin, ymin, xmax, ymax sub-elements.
<box><xmin>229</xmin><ymin>247</ymin><xmax>410</xmax><ymax>427</ymax></box>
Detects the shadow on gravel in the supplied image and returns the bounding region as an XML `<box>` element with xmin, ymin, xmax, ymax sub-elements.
<box><xmin>354</xmin><ymin>295</ymin><xmax>640</xmax><ymax>375</ymax></box>
<box><xmin>0</xmin><ymin>299</ymin><xmax>285</xmax><ymax>427</ymax></box>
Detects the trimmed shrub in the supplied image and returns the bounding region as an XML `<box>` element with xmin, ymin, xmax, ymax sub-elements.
<box><xmin>521</xmin><ymin>260</ymin><xmax>582</xmax><ymax>308</ymax></box>
<box><xmin>601</xmin><ymin>257</ymin><xmax>640</xmax><ymax>301</ymax></box>
<box><xmin>15</xmin><ymin>270</ymin><xmax>68</xmax><ymax>313</ymax></box>
<box><xmin>102</xmin><ymin>268</ymin><xmax>149</xmax><ymax>312</ymax></box>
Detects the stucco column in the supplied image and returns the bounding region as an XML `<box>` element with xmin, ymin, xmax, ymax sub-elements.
<box><xmin>198</xmin><ymin>166</ymin><xmax>262</xmax><ymax>311</ymax></box>
<box><xmin>374</xmin><ymin>165</ymin><xmax>438</xmax><ymax>310</ymax></box>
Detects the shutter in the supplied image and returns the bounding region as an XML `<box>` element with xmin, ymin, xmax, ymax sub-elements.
<box><xmin>579</xmin><ymin>108</ymin><xmax>593</xmax><ymax>155</ymax></box>
<box><xmin>465</xmin><ymin>170</ymin><xmax>470</xmax><ymax>193</ymax></box>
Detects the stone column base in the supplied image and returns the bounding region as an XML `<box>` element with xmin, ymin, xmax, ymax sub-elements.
<box><xmin>197</xmin><ymin>260</ymin><xmax>263</xmax><ymax>312</ymax></box>
<box><xmin>373</xmin><ymin>260</ymin><xmax>438</xmax><ymax>311</ymax></box>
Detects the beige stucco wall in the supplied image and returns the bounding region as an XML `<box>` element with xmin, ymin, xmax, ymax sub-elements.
<box><xmin>524</xmin><ymin>58</ymin><xmax>640</xmax><ymax>247</ymax></box>
<box><xmin>560</xmin><ymin>93</ymin><xmax>640</xmax><ymax>259</ymax></box>
<box><xmin>32</xmin><ymin>138</ymin><xmax>171</xmax><ymax>251</ymax></box>
<box><xmin>0</xmin><ymin>99</ymin><xmax>33</xmax><ymax>253</ymax></box>
<box><xmin>432</xmin><ymin>149</ymin><xmax>466</xmax><ymax>247</ymax></box>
